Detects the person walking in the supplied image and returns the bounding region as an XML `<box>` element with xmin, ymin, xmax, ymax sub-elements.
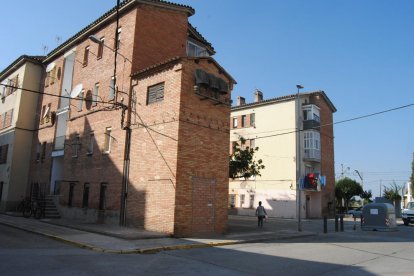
<box><xmin>255</xmin><ymin>201</ymin><xmax>267</xmax><ymax>228</ymax></box>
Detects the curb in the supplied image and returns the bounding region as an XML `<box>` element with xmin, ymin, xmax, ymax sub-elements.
<box><xmin>0</xmin><ymin>219</ymin><xmax>318</xmax><ymax>254</ymax></box>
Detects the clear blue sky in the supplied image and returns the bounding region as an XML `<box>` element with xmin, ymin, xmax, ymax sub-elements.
<box><xmin>1</xmin><ymin>0</ymin><xmax>413</xmax><ymax>198</ymax></box>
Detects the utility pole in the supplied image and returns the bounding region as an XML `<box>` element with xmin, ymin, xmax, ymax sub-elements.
<box><xmin>296</xmin><ymin>84</ymin><xmax>304</xmax><ymax>232</ymax></box>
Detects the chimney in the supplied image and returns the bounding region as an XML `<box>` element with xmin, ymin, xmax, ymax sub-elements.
<box><xmin>254</xmin><ymin>89</ymin><xmax>263</xmax><ymax>102</ymax></box>
<box><xmin>237</xmin><ymin>96</ymin><xmax>246</xmax><ymax>106</ymax></box>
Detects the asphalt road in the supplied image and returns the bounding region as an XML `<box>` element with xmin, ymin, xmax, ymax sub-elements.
<box><xmin>1</xmin><ymin>223</ymin><xmax>414</xmax><ymax>275</ymax></box>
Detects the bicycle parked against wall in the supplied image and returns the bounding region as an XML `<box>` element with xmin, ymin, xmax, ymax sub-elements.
<box><xmin>22</xmin><ymin>199</ymin><xmax>45</xmax><ymax>219</ymax></box>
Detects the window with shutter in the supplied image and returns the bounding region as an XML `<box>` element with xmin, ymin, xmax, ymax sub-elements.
<box><xmin>0</xmin><ymin>144</ymin><xmax>8</xmax><ymax>164</ymax></box>
<box><xmin>147</xmin><ymin>82</ymin><xmax>165</xmax><ymax>105</ymax></box>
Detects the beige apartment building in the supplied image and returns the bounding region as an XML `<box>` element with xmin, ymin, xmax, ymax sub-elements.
<box><xmin>0</xmin><ymin>55</ymin><xmax>44</xmax><ymax>211</ymax></box>
<box><xmin>229</xmin><ymin>90</ymin><xmax>336</xmax><ymax>219</ymax></box>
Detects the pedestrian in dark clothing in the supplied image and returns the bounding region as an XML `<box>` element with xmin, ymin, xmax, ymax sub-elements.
<box><xmin>255</xmin><ymin>201</ymin><xmax>267</xmax><ymax>228</ymax></box>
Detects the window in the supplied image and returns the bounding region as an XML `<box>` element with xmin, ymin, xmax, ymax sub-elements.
<box><xmin>7</xmin><ymin>75</ymin><xmax>18</xmax><ymax>95</ymax></box>
<box><xmin>2</xmin><ymin>109</ymin><xmax>13</xmax><ymax>128</ymax></box>
<box><xmin>99</xmin><ymin>183</ymin><xmax>107</xmax><ymax>210</ymax></box>
<box><xmin>250</xmin><ymin>139</ymin><xmax>255</xmax><ymax>149</ymax></box>
<box><xmin>40</xmin><ymin>105</ymin><xmax>46</xmax><ymax>125</ymax></box>
<box><xmin>50</xmin><ymin>67</ymin><xmax>57</xmax><ymax>85</ymax></box>
<box><xmin>232</xmin><ymin>117</ymin><xmax>238</xmax><ymax>128</ymax></box>
<box><xmin>36</xmin><ymin>142</ymin><xmax>41</xmax><ymax>162</ymax></box>
<box><xmin>0</xmin><ymin>182</ymin><xmax>3</xmax><ymax>203</ymax></box>
<box><xmin>104</xmin><ymin>127</ymin><xmax>112</xmax><ymax>153</ymax></box>
<box><xmin>42</xmin><ymin>103</ymin><xmax>51</xmax><ymax>123</ymax></box>
<box><xmin>249</xmin><ymin>195</ymin><xmax>255</xmax><ymax>208</ymax></box>
<box><xmin>72</xmin><ymin>134</ymin><xmax>80</xmax><ymax>157</ymax></box>
<box><xmin>304</xmin><ymin>131</ymin><xmax>320</xmax><ymax>151</ymax></box>
<box><xmin>147</xmin><ymin>82</ymin><xmax>164</xmax><ymax>104</ymax></box>
<box><xmin>250</xmin><ymin>113</ymin><xmax>255</xmax><ymax>126</ymax></box>
<box><xmin>83</xmin><ymin>46</ymin><xmax>90</xmax><ymax>66</ymax></box>
<box><xmin>240</xmin><ymin>194</ymin><xmax>245</xmax><ymax>207</ymax></box>
<box><xmin>241</xmin><ymin>115</ymin><xmax>247</xmax><ymax>127</ymax></box>
<box><xmin>97</xmin><ymin>37</ymin><xmax>104</xmax><ymax>59</ymax></box>
<box><xmin>115</xmin><ymin>28</ymin><xmax>121</xmax><ymax>50</ymax></box>
<box><xmin>68</xmin><ymin>183</ymin><xmax>75</xmax><ymax>207</ymax></box>
<box><xmin>93</xmin><ymin>83</ymin><xmax>99</xmax><ymax>106</ymax></box>
<box><xmin>0</xmin><ymin>144</ymin><xmax>8</xmax><ymax>164</ymax></box>
<box><xmin>109</xmin><ymin>77</ymin><xmax>115</xmax><ymax>100</ymax></box>
<box><xmin>303</xmin><ymin>105</ymin><xmax>320</xmax><ymax>122</ymax></box>
<box><xmin>41</xmin><ymin>142</ymin><xmax>46</xmax><ymax>162</ymax></box>
<box><xmin>229</xmin><ymin>194</ymin><xmax>235</xmax><ymax>208</ymax></box>
<box><xmin>82</xmin><ymin>183</ymin><xmax>90</xmax><ymax>208</ymax></box>
<box><xmin>77</xmin><ymin>90</ymin><xmax>84</xmax><ymax>111</ymax></box>
<box><xmin>87</xmin><ymin>132</ymin><xmax>94</xmax><ymax>155</ymax></box>
<box><xmin>187</xmin><ymin>41</ymin><xmax>208</xmax><ymax>57</ymax></box>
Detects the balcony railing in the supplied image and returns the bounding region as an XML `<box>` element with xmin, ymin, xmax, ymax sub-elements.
<box><xmin>303</xmin><ymin>148</ymin><xmax>321</xmax><ymax>162</ymax></box>
<box><xmin>303</xmin><ymin>119</ymin><xmax>320</xmax><ymax>130</ymax></box>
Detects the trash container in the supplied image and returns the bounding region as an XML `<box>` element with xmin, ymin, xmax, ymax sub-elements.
<box><xmin>361</xmin><ymin>203</ymin><xmax>398</xmax><ymax>231</ymax></box>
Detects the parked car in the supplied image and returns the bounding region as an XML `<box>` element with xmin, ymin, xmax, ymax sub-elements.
<box><xmin>347</xmin><ymin>207</ymin><xmax>363</xmax><ymax>218</ymax></box>
<box><xmin>402</xmin><ymin>201</ymin><xmax>414</xmax><ymax>226</ymax></box>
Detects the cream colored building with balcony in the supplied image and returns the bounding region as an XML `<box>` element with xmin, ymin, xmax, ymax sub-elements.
<box><xmin>229</xmin><ymin>90</ymin><xmax>336</xmax><ymax>219</ymax></box>
<box><xmin>0</xmin><ymin>55</ymin><xmax>44</xmax><ymax>211</ymax></box>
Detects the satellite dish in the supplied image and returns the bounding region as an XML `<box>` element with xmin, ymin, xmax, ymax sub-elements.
<box><xmin>46</xmin><ymin>62</ymin><xmax>56</xmax><ymax>73</ymax></box>
<box><xmin>70</xmin><ymin>84</ymin><xmax>83</xmax><ymax>98</ymax></box>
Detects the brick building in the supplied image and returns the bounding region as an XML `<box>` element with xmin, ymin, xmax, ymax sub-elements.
<box><xmin>0</xmin><ymin>55</ymin><xmax>44</xmax><ymax>212</ymax></box>
<box><xmin>28</xmin><ymin>0</ymin><xmax>235</xmax><ymax>237</ymax></box>
<box><xmin>229</xmin><ymin>90</ymin><xmax>336</xmax><ymax>219</ymax></box>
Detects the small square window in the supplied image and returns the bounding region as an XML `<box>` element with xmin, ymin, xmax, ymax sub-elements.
<box><xmin>147</xmin><ymin>83</ymin><xmax>164</xmax><ymax>105</ymax></box>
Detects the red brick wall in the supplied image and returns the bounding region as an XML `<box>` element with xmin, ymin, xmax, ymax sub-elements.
<box><xmin>126</xmin><ymin>62</ymin><xmax>182</xmax><ymax>233</ymax></box>
<box><xmin>174</xmin><ymin>59</ymin><xmax>232</xmax><ymax>237</ymax></box>
<box><xmin>310</xmin><ymin>94</ymin><xmax>335</xmax><ymax>217</ymax></box>
<box><xmin>132</xmin><ymin>5</ymin><xmax>188</xmax><ymax>72</ymax></box>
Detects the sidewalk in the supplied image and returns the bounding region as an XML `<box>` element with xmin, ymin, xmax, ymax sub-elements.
<box><xmin>0</xmin><ymin>213</ymin><xmax>347</xmax><ymax>254</ymax></box>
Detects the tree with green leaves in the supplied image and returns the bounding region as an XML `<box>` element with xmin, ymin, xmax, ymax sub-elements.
<box><xmin>229</xmin><ymin>137</ymin><xmax>265</xmax><ymax>179</ymax></box>
<box><xmin>383</xmin><ymin>181</ymin><xmax>403</xmax><ymax>202</ymax></box>
<box><xmin>360</xmin><ymin>190</ymin><xmax>373</xmax><ymax>205</ymax></box>
<box><xmin>335</xmin><ymin>177</ymin><xmax>363</xmax><ymax>212</ymax></box>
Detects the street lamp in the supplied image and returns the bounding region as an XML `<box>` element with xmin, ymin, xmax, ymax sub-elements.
<box><xmin>296</xmin><ymin>84</ymin><xmax>304</xmax><ymax>232</ymax></box>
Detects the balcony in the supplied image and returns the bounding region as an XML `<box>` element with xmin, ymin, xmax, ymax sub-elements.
<box><xmin>303</xmin><ymin>119</ymin><xmax>320</xmax><ymax>130</ymax></box>
<box><xmin>303</xmin><ymin>148</ymin><xmax>321</xmax><ymax>162</ymax></box>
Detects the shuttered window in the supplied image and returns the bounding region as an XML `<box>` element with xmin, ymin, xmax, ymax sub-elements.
<box><xmin>147</xmin><ymin>82</ymin><xmax>164</xmax><ymax>105</ymax></box>
<box><xmin>0</xmin><ymin>144</ymin><xmax>8</xmax><ymax>164</ymax></box>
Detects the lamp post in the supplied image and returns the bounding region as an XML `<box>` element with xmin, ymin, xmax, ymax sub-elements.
<box><xmin>296</xmin><ymin>84</ymin><xmax>304</xmax><ymax>232</ymax></box>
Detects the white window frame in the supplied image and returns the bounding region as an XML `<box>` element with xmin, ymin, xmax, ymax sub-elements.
<box><xmin>304</xmin><ymin>130</ymin><xmax>320</xmax><ymax>151</ymax></box>
<box><xmin>303</xmin><ymin>104</ymin><xmax>320</xmax><ymax>122</ymax></box>
<box><xmin>233</xmin><ymin>117</ymin><xmax>238</xmax><ymax>128</ymax></box>
<box><xmin>104</xmin><ymin>127</ymin><xmax>112</xmax><ymax>154</ymax></box>
<box><xmin>93</xmin><ymin>83</ymin><xmax>99</xmax><ymax>106</ymax></box>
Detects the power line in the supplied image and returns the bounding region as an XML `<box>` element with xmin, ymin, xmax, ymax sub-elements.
<box><xmin>0</xmin><ymin>83</ymin><xmax>125</xmax><ymax>108</ymax></box>
<box><xmin>253</xmin><ymin>103</ymin><xmax>414</xmax><ymax>140</ymax></box>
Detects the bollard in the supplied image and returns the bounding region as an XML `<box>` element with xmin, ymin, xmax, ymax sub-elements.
<box><xmin>340</xmin><ymin>215</ymin><xmax>344</xmax><ymax>232</ymax></box>
<box><xmin>323</xmin><ymin>216</ymin><xmax>327</xmax><ymax>233</ymax></box>
<box><xmin>335</xmin><ymin>215</ymin><xmax>338</xmax><ymax>232</ymax></box>
<box><xmin>353</xmin><ymin>216</ymin><xmax>356</xmax><ymax>230</ymax></box>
